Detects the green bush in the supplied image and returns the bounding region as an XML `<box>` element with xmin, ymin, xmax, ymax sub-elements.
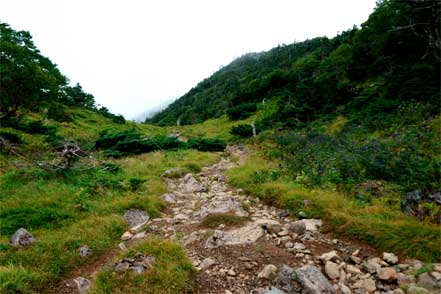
<box><xmin>230</xmin><ymin>124</ymin><xmax>253</xmax><ymax>138</ymax></box>
<box><xmin>0</xmin><ymin>132</ymin><xmax>23</xmax><ymax>144</ymax></box>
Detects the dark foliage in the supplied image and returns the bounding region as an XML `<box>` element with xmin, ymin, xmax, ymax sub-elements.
<box><xmin>229</xmin><ymin>124</ymin><xmax>254</xmax><ymax>138</ymax></box>
<box><xmin>0</xmin><ymin>131</ymin><xmax>23</xmax><ymax>144</ymax></box>
<box><xmin>226</xmin><ymin>103</ymin><xmax>257</xmax><ymax>120</ymax></box>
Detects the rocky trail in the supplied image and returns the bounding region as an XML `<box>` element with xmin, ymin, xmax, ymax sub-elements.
<box><xmin>57</xmin><ymin>145</ymin><xmax>440</xmax><ymax>294</ymax></box>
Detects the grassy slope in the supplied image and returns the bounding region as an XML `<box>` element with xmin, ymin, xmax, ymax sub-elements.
<box><xmin>225</xmin><ymin>144</ymin><xmax>441</xmax><ymax>262</ymax></box>
<box><xmin>0</xmin><ymin>108</ymin><xmax>220</xmax><ymax>293</ymax></box>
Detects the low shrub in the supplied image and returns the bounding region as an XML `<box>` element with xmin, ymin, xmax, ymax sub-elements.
<box><xmin>230</xmin><ymin>124</ymin><xmax>253</xmax><ymax>138</ymax></box>
<box><xmin>226</xmin><ymin>103</ymin><xmax>257</xmax><ymax>120</ymax></box>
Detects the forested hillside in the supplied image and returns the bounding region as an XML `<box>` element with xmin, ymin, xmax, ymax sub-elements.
<box><xmin>147</xmin><ymin>0</ymin><xmax>439</xmax><ymax>126</ymax></box>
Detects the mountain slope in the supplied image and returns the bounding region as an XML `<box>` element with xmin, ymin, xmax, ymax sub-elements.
<box><xmin>147</xmin><ymin>0</ymin><xmax>440</xmax><ymax>126</ymax></box>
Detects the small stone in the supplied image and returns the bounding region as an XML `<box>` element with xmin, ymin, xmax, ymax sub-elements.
<box><xmin>118</xmin><ymin>242</ymin><xmax>127</xmax><ymax>251</ymax></box>
<box><xmin>377</xmin><ymin>267</ymin><xmax>398</xmax><ymax>282</ymax></box>
<box><xmin>353</xmin><ymin>277</ymin><xmax>376</xmax><ymax>293</ymax></box>
<box><xmin>227</xmin><ymin>269</ymin><xmax>236</xmax><ymax>276</ymax></box>
<box><xmin>325</xmin><ymin>261</ymin><xmax>340</xmax><ymax>280</ymax></box>
<box><xmin>285</xmin><ymin>242</ymin><xmax>294</xmax><ymax>249</ymax></box>
<box><xmin>407</xmin><ymin>285</ymin><xmax>430</xmax><ymax>294</ymax></box>
<box><xmin>418</xmin><ymin>272</ymin><xmax>440</xmax><ymax>290</ymax></box>
<box><xmin>383</xmin><ymin>252</ymin><xmax>398</xmax><ymax>265</ymax></box>
<box><xmin>277</xmin><ymin>210</ymin><xmax>290</xmax><ymax>218</ymax></box>
<box><xmin>393</xmin><ymin>289</ymin><xmax>405</xmax><ymax>294</ymax></box>
<box><xmin>293</xmin><ymin>242</ymin><xmax>306</xmax><ymax>250</ymax></box>
<box><xmin>132</xmin><ymin>231</ymin><xmax>147</xmax><ymax>240</ymax></box>
<box><xmin>346</xmin><ymin>265</ymin><xmax>362</xmax><ymax>275</ymax></box>
<box><xmin>161</xmin><ymin>193</ymin><xmax>177</xmax><ymax>203</ymax></box>
<box><xmin>73</xmin><ymin>277</ymin><xmax>91</xmax><ymax>294</ymax></box>
<box><xmin>258</xmin><ymin>264</ymin><xmax>277</xmax><ymax>280</ymax></box>
<box><xmin>351</xmin><ymin>255</ymin><xmax>362</xmax><ymax>264</ymax></box>
<box><xmin>277</xmin><ymin>230</ymin><xmax>289</xmax><ymax>237</ymax></box>
<box><xmin>131</xmin><ymin>266</ymin><xmax>145</xmax><ymax>274</ymax></box>
<box><xmin>114</xmin><ymin>261</ymin><xmax>130</xmax><ymax>272</ymax></box>
<box><xmin>352</xmin><ymin>249</ymin><xmax>360</xmax><ymax>256</ymax></box>
<box><xmin>431</xmin><ymin>271</ymin><xmax>441</xmax><ymax>281</ymax></box>
<box><xmin>397</xmin><ymin>272</ymin><xmax>416</xmax><ymax>287</ymax></box>
<box><xmin>225</xmin><ymin>290</ymin><xmax>233</xmax><ymax>294</ymax></box>
<box><xmin>363</xmin><ymin>259</ymin><xmax>381</xmax><ymax>274</ymax></box>
<box><xmin>78</xmin><ymin>245</ymin><xmax>91</xmax><ymax>257</ymax></box>
<box><xmin>199</xmin><ymin>257</ymin><xmax>216</xmax><ymax>270</ymax></box>
<box><xmin>121</xmin><ymin>231</ymin><xmax>133</xmax><ymax>240</ymax></box>
<box><xmin>289</xmin><ymin>221</ymin><xmax>306</xmax><ymax>235</ymax></box>
<box><xmin>10</xmin><ymin>228</ymin><xmax>35</xmax><ymax>247</ymax></box>
<box><xmin>298</xmin><ymin>211</ymin><xmax>307</xmax><ymax>219</ymax></box>
<box><xmin>320</xmin><ymin>250</ymin><xmax>339</xmax><ymax>262</ymax></box>
<box><xmin>434</xmin><ymin>264</ymin><xmax>441</xmax><ymax>273</ymax></box>
<box><xmin>339</xmin><ymin>283</ymin><xmax>352</xmax><ymax>294</ymax></box>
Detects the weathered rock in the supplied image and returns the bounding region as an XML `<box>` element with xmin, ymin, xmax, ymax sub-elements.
<box><xmin>161</xmin><ymin>193</ymin><xmax>177</xmax><ymax>203</ymax></box>
<box><xmin>383</xmin><ymin>252</ymin><xmax>398</xmax><ymax>265</ymax></box>
<box><xmin>363</xmin><ymin>258</ymin><xmax>382</xmax><ymax>273</ymax></box>
<box><xmin>339</xmin><ymin>283</ymin><xmax>352</xmax><ymax>294</ymax></box>
<box><xmin>346</xmin><ymin>264</ymin><xmax>362</xmax><ymax>275</ymax></box>
<box><xmin>193</xmin><ymin>194</ymin><xmax>248</xmax><ymax>220</ymax></box>
<box><xmin>377</xmin><ymin>267</ymin><xmax>398</xmax><ymax>282</ymax></box>
<box><xmin>181</xmin><ymin>173</ymin><xmax>206</xmax><ymax>192</ymax></box>
<box><xmin>407</xmin><ymin>285</ymin><xmax>430</xmax><ymax>294</ymax></box>
<box><xmin>353</xmin><ymin>277</ymin><xmax>376</xmax><ymax>293</ymax></box>
<box><xmin>251</xmin><ymin>288</ymin><xmax>286</xmax><ymax>294</ymax></box>
<box><xmin>131</xmin><ymin>266</ymin><xmax>145</xmax><ymax>274</ymax></box>
<box><xmin>118</xmin><ymin>242</ymin><xmax>127</xmax><ymax>251</ymax></box>
<box><xmin>293</xmin><ymin>242</ymin><xmax>306</xmax><ymax>251</ymax></box>
<box><xmin>10</xmin><ymin>228</ymin><xmax>35</xmax><ymax>247</ymax></box>
<box><xmin>393</xmin><ymin>289</ymin><xmax>405</xmax><ymax>294</ymax></box>
<box><xmin>432</xmin><ymin>271</ymin><xmax>441</xmax><ymax>281</ymax></box>
<box><xmin>298</xmin><ymin>211</ymin><xmax>307</xmax><ymax>219</ymax></box>
<box><xmin>320</xmin><ymin>250</ymin><xmax>339</xmax><ymax>262</ymax></box>
<box><xmin>289</xmin><ymin>221</ymin><xmax>307</xmax><ymax>235</ymax></box>
<box><xmin>258</xmin><ymin>264</ymin><xmax>277</xmax><ymax>280</ymax></box>
<box><xmin>418</xmin><ymin>272</ymin><xmax>441</xmax><ymax>290</ymax></box>
<box><xmin>397</xmin><ymin>272</ymin><xmax>415</xmax><ymax>287</ymax></box>
<box><xmin>199</xmin><ymin>257</ymin><xmax>216</xmax><ymax>270</ymax></box>
<box><xmin>294</xmin><ymin>265</ymin><xmax>336</xmax><ymax>294</ymax></box>
<box><xmin>124</xmin><ymin>209</ymin><xmax>149</xmax><ymax>228</ymax></box>
<box><xmin>325</xmin><ymin>261</ymin><xmax>340</xmax><ymax>280</ymax></box>
<box><xmin>227</xmin><ymin>268</ymin><xmax>236</xmax><ymax>276</ymax></box>
<box><xmin>121</xmin><ymin>231</ymin><xmax>133</xmax><ymax>240</ymax></box>
<box><xmin>73</xmin><ymin>277</ymin><xmax>90</xmax><ymax>294</ymax></box>
<box><xmin>79</xmin><ymin>245</ymin><xmax>91</xmax><ymax>257</ymax></box>
<box><xmin>114</xmin><ymin>261</ymin><xmax>130</xmax><ymax>272</ymax></box>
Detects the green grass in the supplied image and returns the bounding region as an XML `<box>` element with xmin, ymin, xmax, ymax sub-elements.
<box><xmin>0</xmin><ymin>147</ymin><xmax>220</xmax><ymax>293</ymax></box>
<box><xmin>225</xmin><ymin>146</ymin><xmax>441</xmax><ymax>262</ymax></box>
<box><xmin>89</xmin><ymin>238</ymin><xmax>196</xmax><ymax>294</ymax></box>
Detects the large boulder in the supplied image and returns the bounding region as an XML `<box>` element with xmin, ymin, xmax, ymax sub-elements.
<box><xmin>193</xmin><ymin>194</ymin><xmax>248</xmax><ymax>220</ymax></box>
<box><xmin>180</xmin><ymin>173</ymin><xmax>206</xmax><ymax>193</ymax></box>
<box><xmin>275</xmin><ymin>265</ymin><xmax>335</xmax><ymax>294</ymax></box>
<box><xmin>10</xmin><ymin>228</ymin><xmax>35</xmax><ymax>247</ymax></box>
<box><xmin>124</xmin><ymin>209</ymin><xmax>149</xmax><ymax>228</ymax></box>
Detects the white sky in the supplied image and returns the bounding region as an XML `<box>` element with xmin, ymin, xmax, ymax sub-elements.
<box><xmin>0</xmin><ymin>0</ymin><xmax>377</xmax><ymax>120</ymax></box>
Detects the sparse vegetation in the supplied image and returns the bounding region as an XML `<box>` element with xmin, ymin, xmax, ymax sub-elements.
<box><xmin>200</xmin><ymin>213</ymin><xmax>250</xmax><ymax>229</ymax></box>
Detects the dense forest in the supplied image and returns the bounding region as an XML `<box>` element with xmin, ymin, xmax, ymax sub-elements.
<box><xmin>147</xmin><ymin>0</ymin><xmax>439</xmax><ymax>127</ymax></box>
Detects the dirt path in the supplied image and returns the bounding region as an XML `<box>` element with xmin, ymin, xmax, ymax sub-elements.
<box><xmin>61</xmin><ymin>145</ymin><xmax>440</xmax><ymax>294</ymax></box>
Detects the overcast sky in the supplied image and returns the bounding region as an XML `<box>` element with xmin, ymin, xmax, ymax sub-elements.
<box><xmin>1</xmin><ymin>0</ymin><xmax>377</xmax><ymax>120</ymax></box>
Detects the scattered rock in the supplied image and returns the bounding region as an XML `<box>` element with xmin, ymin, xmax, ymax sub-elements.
<box><xmin>161</xmin><ymin>193</ymin><xmax>177</xmax><ymax>203</ymax></box>
<box><xmin>251</xmin><ymin>287</ymin><xmax>286</xmax><ymax>294</ymax></box>
<box><xmin>227</xmin><ymin>268</ymin><xmax>236</xmax><ymax>276</ymax></box>
<box><xmin>277</xmin><ymin>210</ymin><xmax>290</xmax><ymax>218</ymax></box>
<box><xmin>121</xmin><ymin>231</ymin><xmax>133</xmax><ymax>241</ymax></box>
<box><xmin>298</xmin><ymin>211</ymin><xmax>307</xmax><ymax>219</ymax></box>
<box><xmin>339</xmin><ymin>283</ymin><xmax>351</xmax><ymax>294</ymax></box>
<box><xmin>124</xmin><ymin>209</ymin><xmax>149</xmax><ymax>228</ymax></box>
<box><xmin>320</xmin><ymin>250</ymin><xmax>339</xmax><ymax>262</ymax></box>
<box><xmin>383</xmin><ymin>252</ymin><xmax>398</xmax><ymax>265</ymax></box>
<box><xmin>114</xmin><ymin>253</ymin><xmax>156</xmax><ymax>274</ymax></box>
<box><xmin>199</xmin><ymin>257</ymin><xmax>216</xmax><ymax>270</ymax></box>
<box><xmin>397</xmin><ymin>272</ymin><xmax>415</xmax><ymax>287</ymax></box>
<box><xmin>377</xmin><ymin>267</ymin><xmax>398</xmax><ymax>282</ymax></box>
<box><xmin>325</xmin><ymin>261</ymin><xmax>340</xmax><ymax>280</ymax></box>
<box><xmin>289</xmin><ymin>221</ymin><xmax>306</xmax><ymax>235</ymax></box>
<box><xmin>346</xmin><ymin>264</ymin><xmax>362</xmax><ymax>275</ymax></box>
<box><xmin>353</xmin><ymin>277</ymin><xmax>376</xmax><ymax>293</ymax></box>
<box><xmin>73</xmin><ymin>277</ymin><xmax>90</xmax><ymax>294</ymax></box>
<box><xmin>118</xmin><ymin>242</ymin><xmax>127</xmax><ymax>251</ymax></box>
<box><xmin>10</xmin><ymin>228</ymin><xmax>35</xmax><ymax>247</ymax></box>
<box><xmin>407</xmin><ymin>285</ymin><xmax>430</xmax><ymax>294</ymax></box>
<box><xmin>418</xmin><ymin>272</ymin><xmax>440</xmax><ymax>290</ymax></box>
<box><xmin>258</xmin><ymin>264</ymin><xmax>277</xmax><ymax>280</ymax></box>
<box><xmin>181</xmin><ymin>173</ymin><xmax>206</xmax><ymax>192</ymax></box>
<box><xmin>294</xmin><ymin>265</ymin><xmax>336</xmax><ymax>293</ymax></box>
<box><xmin>293</xmin><ymin>242</ymin><xmax>306</xmax><ymax>251</ymax></box>
<box><xmin>78</xmin><ymin>245</ymin><xmax>91</xmax><ymax>257</ymax></box>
